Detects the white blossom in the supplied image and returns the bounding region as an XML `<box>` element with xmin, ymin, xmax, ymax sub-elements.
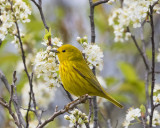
<box><xmin>123</xmin><ymin>120</ymin><xmax>130</xmax><ymax>128</ymax></box>
<box><xmin>34</xmin><ymin>46</ymin><xmax>61</xmax><ymax>87</ymax></box>
<box><xmin>109</xmin><ymin>0</ymin><xmax>159</xmax><ymax>42</ymax></box>
<box><xmin>154</xmin><ymin>84</ymin><xmax>160</xmax><ymax>92</ymax></box>
<box><xmin>147</xmin><ymin>110</ymin><xmax>160</xmax><ymax>127</ymax></box>
<box><xmin>82</xmin><ymin>43</ymin><xmax>104</xmax><ymax>70</ymax></box>
<box><xmin>76</xmin><ymin>36</ymin><xmax>104</xmax><ymax>70</ymax></box>
<box><xmin>153</xmin><ymin>94</ymin><xmax>160</xmax><ymax>105</ymax></box>
<box><xmin>0</xmin><ymin>0</ymin><xmax>31</xmax><ymax>41</ymax></box>
<box><xmin>64</xmin><ymin>109</ymin><xmax>88</xmax><ymax>128</ymax></box>
<box><xmin>52</xmin><ymin>37</ymin><xmax>63</xmax><ymax>47</ymax></box>
<box><xmin>123</xmin><ymin>107</ymin><xmax>141</xmax><ymax>128</ymax></box>
<box><xmin>41</xmin><ymin>37</ymin><xmax>62</xmax><ymax>47</ymax></box>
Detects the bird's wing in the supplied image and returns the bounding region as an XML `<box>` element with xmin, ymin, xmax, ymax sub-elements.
<box><xmin>72</xmin><ymin>61</ymin><xmax>103</xmax><ymax>92</ymax></box>
<box><xmin>72</xmin><ymin>61</ymin><xmax>123</xmax><ymax>109</ymax></box>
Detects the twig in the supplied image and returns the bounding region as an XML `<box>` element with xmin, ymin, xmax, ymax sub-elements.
<box><xmin>0</xmin><ymin>97</ymin><xmax>20</xmax><ymax>127</ymax></box>
<box><xmin>37</xmin><ymin>95</ymin><xmax>88</xmax><ymax>128</ymax></box>
<box><xmin>12</xmin><ymin>71</ymin><xmax>26</xmax><ymax>128</ymax></box>
<box><xmin>93</xmin><ymin>96</ymin><xmax>98</xmax><ymax>128</ymax></box>
<box><xmin>88</xmin><ymin>97</ymin><xmax>93</xmax><ymax>123</ymax></box>
<box><xmin>0</xmin><ymin>70</ymin><xmax>11</xmax><ymax>93</ymax></box>
<box><xmin>145</xmin><ymin>71</ymin><xmax>150</xmax><ymax>117</ymax></box>
<box><xmin>92</xmin><ymin>0</ymin><xmax>109</xmax><ymax>7</ymax></box>
<box><xmin>141</xmin><ymin>115</ymin><xmax>147</xmax><ymax>128</ymax></box>
<box><xmin>0</xmin><ymin>71</ymin><xmax>23</xmax><ymax>128</ymax></box>
<box><xmin>127</xmin><ymin>27</ymin><xmax>150</xmax><ymax>71</ymax></box>
<box><xmin>89</xmin><ymin>0</ymin><xmax>95</xmax><ymax>43</ymax></box>
<box><xmin>31</xmin><ymin>0</ymin><xmax>49</xmax><ymax>31</ymax></box>
<box><xmin>61</xmin><ymin>84</ymin><xmax>74</xmax><ymax>102</ymax></box>
<box><xmin>149</xmin><ymin>5</ymin><xmax>156</xmax><ymax>128</ymax></box>
<box><xmin>140</xmin><ymin>22</ymin><xmax>150</xmax><ymax>118</ymax></box>
<box><xmin>0</xmin><ymin>70</ymin><xmax>25</xmax><ymax>127</ymax></box>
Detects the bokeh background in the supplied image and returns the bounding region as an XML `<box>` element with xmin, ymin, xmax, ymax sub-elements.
<box><xmin>1</xmin><ymin>0</ymin><xmax>160</xmax><ymax>127</ymax></box>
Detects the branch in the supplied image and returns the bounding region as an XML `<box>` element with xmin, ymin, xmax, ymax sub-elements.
<box><xmin>61</xmin><ymin>84</ymin><xmax>74</xmax><ymax>102</ymax></box>
<box><xmin>31</xmin><ymin>0</ymin><xmax>49</xmax><ymax>31</ymax></box>
<box><xmin>92</xmin><ymin>0</ymin><xmax>109</xmax><ymax>7</ymax></box>
<box><xmin>88</xmin><ymin>97</ymin><xmax>93</xmax><ymax>123</ymax></box>
<box><xmin>0</xmin><ymin>71</ymin><xmax>24</xmax><ymax>128</ymax></box>
<box><xmin>89</xmin><ymin>0</ymin><xmax>96</xmax><ymax>43</ymax></box>
<box><xmin>37</xmin><ymin>95</ymin><xmax>88</xmax><ymax>128</ymax></box>
<box><xmin>127</xmin><ymin>27</ymin><xmax>150</xmax><ymax>71</ymax></box>
<box><xmin>0</xmin><ymin>70</ymin><xmax>26</xmax><ymax>128</ymax></box>
<box><xmin>8</xmin><ymin>1</ymin><xmax>41</xmax><ymax>127</ymax></box>
<box><xmin>89</xmin><ymin>0</ymin><xmax>98</xmax><ymax>127</ymax></box>
<box><xmin>149</xmin><ymin>5</ymin><xmax>156</xmax><ymax>128</ymax></box>
<box><xmin>88</xmin><ymin>0</ymin><xmax>108</xmax><ymax>127</ymax></box>
<box><xmin>0</xmin><ymin>97</ymin><xmax>20</xmax><ymax>127</ymax></box>
<box><xmin>12</xmin><ymin>71</ymin><xmax>25</xmax><ymax>128</ymax></box>
<box><xmin>140</xmin><ymin>22</ymin><xmax>150</xmax><ymax>116</ymax></box>
<box><xmin>0</xmin><ymin>70</ymin><xmax>11</xmax><ymax>93</ymax></box>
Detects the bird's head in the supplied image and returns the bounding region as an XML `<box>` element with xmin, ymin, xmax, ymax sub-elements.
<box><xmin>54</xmin><ymin>44</ymin><xmax>83</xmax><ymax>63</ymax></box>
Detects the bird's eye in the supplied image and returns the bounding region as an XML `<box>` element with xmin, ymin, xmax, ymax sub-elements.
<box><xmin>62</xmin><ymin>50</ymin><xmax>66</xmax><ymax>52</ymax></box>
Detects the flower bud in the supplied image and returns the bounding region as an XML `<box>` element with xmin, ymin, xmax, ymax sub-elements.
<box><xmin>76</xmin><ymin>37</ymin><xmax>81</xmax><ymax>42</ymax></box>
<box><xmin>64</xmin><ymin>115</ymin><xmax>70</xmax><ymax>120</ymax></box>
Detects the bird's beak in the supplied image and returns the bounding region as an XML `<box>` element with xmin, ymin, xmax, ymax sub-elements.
<box><xmin>50</xmin><ymin>49</ymin><xmax>60</xmax><ymax>53</ymax></box>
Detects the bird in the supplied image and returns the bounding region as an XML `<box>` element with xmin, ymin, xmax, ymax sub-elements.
<box><xmin>55</xmin><ymin>44</ymin><xmax>123</xmax><ymax>108</ymax></box>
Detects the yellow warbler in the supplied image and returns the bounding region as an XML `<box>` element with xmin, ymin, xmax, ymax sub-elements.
<box><xmin>56</xmin><ymin>44</ymin><xmax>123</xmax><ymax>108</ymax></box>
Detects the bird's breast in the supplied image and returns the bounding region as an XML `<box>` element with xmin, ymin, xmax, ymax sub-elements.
<box><xmin>59</xmin><ymin>61</ymin><xmax>89</xmax><ymax>96</ymax></box>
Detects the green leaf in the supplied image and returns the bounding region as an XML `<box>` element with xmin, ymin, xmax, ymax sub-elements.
<box><xmin>140</xmin><ymin>104</ymin><xmax>146</xmax><ymax>114</ymax></box>
<box><xmin>118</xmin><ymin>62</ymin><xmax>138</xmax><ymax>82</ymax></box>
<box><xmin>44</xmin><ymin>28</ymin><xmax>51</xmax><ymax>40</ymax></box>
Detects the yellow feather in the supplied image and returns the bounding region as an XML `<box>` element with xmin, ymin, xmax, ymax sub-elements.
<box><xmin>57</xmin><ymin>44</ymin><xmax>123</xmax><ymax>108</ymax></box>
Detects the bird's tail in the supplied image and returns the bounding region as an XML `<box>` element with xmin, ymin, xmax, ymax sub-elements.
<box><xmin>101</xmin><ymin>89</ymin><xmax>123</xmax><ymax>108</ymax></box>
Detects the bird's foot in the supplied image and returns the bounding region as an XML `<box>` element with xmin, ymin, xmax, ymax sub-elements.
<box><xmin>79</xmin><ymin>94</ymin><xmax>88</xmax><ymax>103</ymax></box>
<box><xmin>65</xmin><ymin>98</ymin><xmax>79</xmax><ymax>113</ymax></box>
<box><xmin>65</xmin><ymin>94</ymin><xmax>88</xmax><ymax>112</ymax></box>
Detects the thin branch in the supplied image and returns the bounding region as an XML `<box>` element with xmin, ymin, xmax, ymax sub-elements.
<box><xmin>141</xmin><ymin>115</ymin><xmax>147</xmax><ymax>128</ymax></box>
<box><xmin>149</xmin><ymin>5</ymin><xmax>156</xmax><ymax>128</ymax></box>
<box><xmin>93</xmin><ymin>96</ymin><xmax>98</xmax><ymax>128</ymax></box>
<box><xmin>0</xmin><ymin>97</ymin><xmax>8</xmax><ymax>108</ymax></box>
<box><xmin>88</xmin><ymin>97</ymin><xmax>93</xmax><ymax>123</ymax></box>
<box><xmin>8</xmin><ymin>1</ymin><xmax>38</xmax><ymax>127</ymax></box>
<box><xmin>0</xmin><ymin>71</ymin><xmax>22</xmax><ymax>128</ymax></box>
<box><xmin>37</xmin><ymin>95</ymin><xmax>88</xmax><ymax>128</ymax></box>
<box><xmin>0</xmin><ymin>70</ymin><xmax>11</xmax><ymax>93</ymax></box>
<box><xmin>93</xmin><ymin>0</ymin><xmax>109</xmax><ymax>7</ymax></box>
<box><xmin>127</xmin><ymin>27</ymin><xmax>150</xmax><ymax>71</ymax></box>
<box><xmin>0</xmin><ymin>98</ymin><xmax>20</xmax><ymax>127</ymax></box>
<box><xmin>89</xmin><ymin>0</ymin><xmax>96</xmax><ymax>43</ymax></box>
<box><xmin>31</xmin><ymin>0</ymin><xmax>49</xmax><ymax>31</ymax></box>
<box><xmin>153</xmin><ymin>103</ymin><xmax>160</xmax><ymax>109</ymax></box>
<box><xmin>88</xmin><ymin>0</ymin><xmax>102</xmax><ymax>127</ymax></box>
<box><xmin>145</xmin><ymin>71</ymin><xmax>150</xmax><ymax>116</ymax></box>
<box><xmin>61</xmin><ymin>84</ymin><xmax>74</xmax><ymax>102</ymax></box>
<box><xmin>0</xmin><ymin>70</ymin><xmax>25</xmax><ymax>128</ymax></box>
<box><xmin>140</xmin><ymin>22</ymin><xmax>150</xmax><ymax>117</ymax></box>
